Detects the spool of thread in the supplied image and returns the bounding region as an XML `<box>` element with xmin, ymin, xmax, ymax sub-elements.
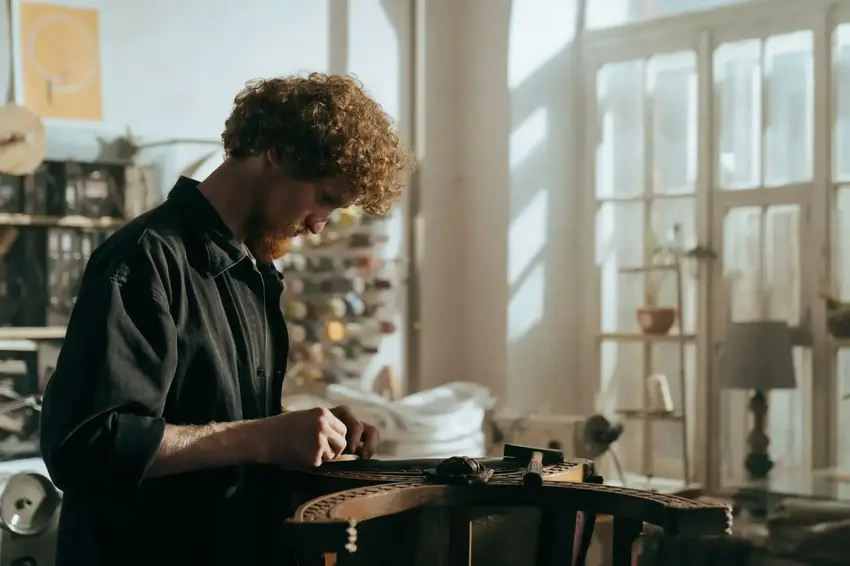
<box><xmin>321</xmin><ymin>230</ymin><xmax>343</xmax><ymax>246</ymax></box>
<box><xmin>646</xmin><ymin>373</ymin><xmax>674</xmax><ymax>413</ymax></box>
<box><xmin>336</xmin><ymin>208</ymin><xmax>360</xmax><ymax>229</ymax></box>
<box><xmin>302</xmin><ymin>279</ymin><xmax>322</xmax><ymax>295</ymax></box>
<box><xmin>285</xmin><ymin>278</ymin><xmax>305</xmax><ymax>296</ymax></box>
<box><xmin>355</xmin><ymin>256</ymin><xmax>382</xmax><ymax>270</ymax></box>
<box><xmin>327</xmin><ymin>345</ymin><xmax>347</xmax><ymax>363</ymax></box>
<box><xmin>325</xmin><ymin>297</ymin><xmax>347</xmax><ymax>319</ymax></box>
<box><xmin>325</xmin><ymin>320</ymin><xmax>347</xmax><ymax>342</ymax></box>
<box><xmin>284</xmin><ymin>300</ymin><xmax>309</xmax><ymax>320</ymax></box>
<box><xmin>345</xmin><ymin>322</ymin><xmax>363</xmax><ymax>336</ymax></box>
<box><xmin>345</xmin><ymin>295</ymin><xmax>366</xmax><ymax>317</ymax></box>
<box><xmin>304</xmin><ymin>323</ymin><xmax>323</xmax><ymax>344</ymax></box>
<box><xmin>379</xmin><ymin>320</ymin><xmax>396</xmax><ymax>334</ymax></box>
<box><xmin>288</xmin><ymin>323</ymin><xmax>307</xmax><ymax>344</ymax></box>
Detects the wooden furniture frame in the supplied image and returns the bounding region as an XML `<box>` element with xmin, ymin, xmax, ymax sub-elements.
<box><xmin>283</xmin><ymin>456</ymin><xmax>732</xmax><ymax>566</ymax></box>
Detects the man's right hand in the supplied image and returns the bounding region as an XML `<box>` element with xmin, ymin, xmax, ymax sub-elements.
<box><xmin>253</xmin><ymin>407</ymin><xmax>349</xmax><ymax>468</ymax></box>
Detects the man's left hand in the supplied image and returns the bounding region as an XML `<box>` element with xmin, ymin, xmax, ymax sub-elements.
<box><xmin>329</xmin><ymin>405</ymin><xmax>380</xmax><ymax>459</ymax></box>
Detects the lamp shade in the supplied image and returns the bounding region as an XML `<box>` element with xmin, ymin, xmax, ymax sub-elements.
<box><xmin>718</xmin><ymin>321</ymin><xmax>796</xmax><ymax>391</ymax></box>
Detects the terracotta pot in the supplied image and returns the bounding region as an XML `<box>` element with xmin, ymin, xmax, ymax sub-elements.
<box><xmin>636</xmin><ymin>307</ymin><xmax>677</xmax><ymax>335</ymax></box>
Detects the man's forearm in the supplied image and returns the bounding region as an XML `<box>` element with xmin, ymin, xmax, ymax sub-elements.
<box><xmin>146</xmin><ymin>420</ymin><xmax>264</xmax><ymax>478</ymax></box>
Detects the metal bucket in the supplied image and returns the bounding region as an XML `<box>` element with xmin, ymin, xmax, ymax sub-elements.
<box><xmin>0</xmin><ymin>472</ymin><xmax>60</xmax><ymax>536</ymax></box>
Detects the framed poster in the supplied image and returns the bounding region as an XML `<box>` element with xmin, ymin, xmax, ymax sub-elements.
<box><xmin>11</xmin><ymin>1</ymin><xmax>102</xmax><ymax>121</ymax></box>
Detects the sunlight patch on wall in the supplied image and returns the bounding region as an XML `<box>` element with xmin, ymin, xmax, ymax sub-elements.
<box><xmin>508</xmin><ymin>0</ymin><xmax>577</xmax><ymax>89</ymax></box>
<box><xmin>508</xmin><ymin>262</ymin><xmax>546</xmax><ymax>342</ymax></box>
<box><xmin>508</xmin><ymin>189</ymin><xmax>549</xmax><ymax>285</ymax></box>
<box><xmin>510</xmin><ymin>106</ymin><xmax>548</xmax><ymax>170</ymax></box>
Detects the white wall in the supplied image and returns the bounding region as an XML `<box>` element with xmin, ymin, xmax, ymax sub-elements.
<box><xmin>419</xmin><ymin>0</ymin><xmax>583</xmax><ymax>413</ymax></box>
<box><xmin>1</xmin><ymin>0</ymin><xmax>588</xmax><ymax>415</ymax></box>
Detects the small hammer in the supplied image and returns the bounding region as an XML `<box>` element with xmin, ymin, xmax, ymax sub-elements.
<box><xmin>503</xmin><ymin>443</ymin><xmax>564</xmax><ymax>487</ymax></box>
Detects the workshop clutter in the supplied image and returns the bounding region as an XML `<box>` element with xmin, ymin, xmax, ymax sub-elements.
<box><xmin>282</xmin><ymin>381</ymin><xmax>495</xmax><ymax>458</ymax></box>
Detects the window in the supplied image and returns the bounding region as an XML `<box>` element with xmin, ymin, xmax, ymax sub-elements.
<box><xmin>581</xmin><ymin>0</ymin><xmax>834</xmax><ymax>489</ymax></box>
<box><xmin>586</xmin><ymin>0</ymin><xmax>755</xmax><ymax>30</ymax></box>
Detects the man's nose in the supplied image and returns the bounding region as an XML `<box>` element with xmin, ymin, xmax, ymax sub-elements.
<box><xmin>308</xmin><ymin>218</ymin><xmax>328</xmax><ymax>234</ymax></box>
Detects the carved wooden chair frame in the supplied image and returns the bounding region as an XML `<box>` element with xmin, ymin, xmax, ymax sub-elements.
<box><xmin>284</xmin><ymin>457</ymin><xmax>732</xmax><ymax>566</ymax></box>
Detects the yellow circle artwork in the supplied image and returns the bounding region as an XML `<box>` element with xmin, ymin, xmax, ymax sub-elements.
<box><xmin>20</xmin><ymin>3</ymin><xmax>102</xmax><ymax>121</ymax></box>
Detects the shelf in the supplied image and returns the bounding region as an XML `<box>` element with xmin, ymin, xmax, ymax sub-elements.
<box><xmin>0</xmin><ymin>213</ymin><xmax>125</xmax><ymax>229</ymax></box>
<box><xmin>597</xmin><ymin>332</ymin><xmax>695</xmax><ymax>343</ymax></box>
<box><xmin>615</xmin><ymin>408</ymin><xmax>685</xmax><ymax>421</ymax></box>
<box><xmin>0</xmin><ymin>326</ymin><xmax>66</xmax><ymax>340</ymax></box>
<box><xmin>619</xmin><ymin>265</ymin><xmax>679</xmax><ymax>274</ymax></box>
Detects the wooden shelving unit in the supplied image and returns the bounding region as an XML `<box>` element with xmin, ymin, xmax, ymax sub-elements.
<box><xmin>606</xmin><ymin>258</ymin><xmax>691</xmax><ymax>484</ymax></box>
<box><xmin>279</xmin><ymin>208</ymin><xmax>404</xmax><ymax>394</ymax></box>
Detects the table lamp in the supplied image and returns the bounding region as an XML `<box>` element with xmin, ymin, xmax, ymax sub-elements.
<box><xmin>719</xmin><ymin>321</ymin><xmax>796</xmax><ymax>479</ymax></box>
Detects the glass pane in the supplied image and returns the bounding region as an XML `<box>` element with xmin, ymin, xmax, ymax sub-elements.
<box><xmin>837</xmin><ymin>349</ymin><xmax>850</xmax><ymax>469</ymax></box>
<box><xmin>722</xmin><ymin>205</ymin><xmax>801</xmax><ymax>326</ymax></box>
<box><xmin>834</xmin><ymin>187</ymin><xmax>850</xmax><ymax>299</ymax></box>
<box><xmin>714</xmin><ymin>39</ymin><xmax>762</xmax><ymax>190</ymax></box>
<box><xmin>834</xmin><ymin>25</ymin><xmax>850</xmax><ymax>182</ymax></box>
<box><xmin>723</xmin><ymin>206</ymin><xmax>764</xmax><ymax>320</ymax></box>
<box><xmin>600</xmin><ymin>341</ymin><xmax>696</xmax><ymax>480</ymax></box>
<box><xmin>763</xmin><ymin>31</ymin><xmax>814</xmax><ymax>187</ymax></box>
<box><xmin>769</xmin><ymin>347</ymin><xmax>808</xmax><ymax>470</ymax></box>
<box><xmin>648</xmin><ymin>52</ymin><xmax>698</xmax><ymax>195</ymax></box>
<box><xmin>596</xmin><ymin>60</ymin><xmax>645</xmax><ymax>199</ymax></box>
<box><xmin>599</xmin><ymin>341</ymin><xmax>642</xmax><ymax>469</ymax></box>
<box><xmin>586</xmin><ymin>0</ymin><xmax>753</xmax><ymax>30</ymax></box>
<box><xmin>651</xmin><ymin>198</ymin><xmax>698</xmax><ymax>333</ymax></box>
<box><xmin>763</xmin><ymin>205</ymin><xmax>802</xmax><ymax>324</ymax></box>
<box><xmin>597</xmin><ymin>201</ymin><xmax>645</xmax><ymax>333</ymax></box>
<box><xmin>721</xmin><ymin>347</ymin><xmax>808</xmax><ymax>483</ymax></box>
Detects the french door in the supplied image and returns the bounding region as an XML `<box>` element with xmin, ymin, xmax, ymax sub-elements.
<box><xmin>581</xmin><ymin>0</ymin><xmax>840</xmax><ymax>488</ymax></box>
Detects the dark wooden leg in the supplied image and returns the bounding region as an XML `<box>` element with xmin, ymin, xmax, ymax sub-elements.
<box><xmin>611</xmin><ymin>517</ymin><xmax>642</xmax><ymax>566</ymax></box>
<box><xmin>535</xmin><ymin>508</ymin><xmax>577</xmax><ymax>566</ymax></box>
<box><xmin>448</xmin><ymin>508</ymin><xmax>472</xmax><ymax>566</ymax></box>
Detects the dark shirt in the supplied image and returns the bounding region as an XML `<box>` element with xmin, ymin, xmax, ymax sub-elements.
<box><xmin>40</xmin><ymin>177</ymin><xmax>290</xmax><ymax>566</ymax></box>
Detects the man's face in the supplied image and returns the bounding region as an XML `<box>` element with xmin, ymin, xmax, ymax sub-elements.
<box><xmin>245</xmin><ymin>152</ymin><xmax>352</xmax><ymax>262</ymax></box>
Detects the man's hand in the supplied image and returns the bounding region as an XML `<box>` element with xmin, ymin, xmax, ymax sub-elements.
<box><xmin>254</xmin><ymin>407</ymin><xmax>349</xmax><ymax>468</ymax></box>
<box><xmin>330</xmin><ymin>405</ymin><xmax>380</xmax><ymax>459</ymax></box>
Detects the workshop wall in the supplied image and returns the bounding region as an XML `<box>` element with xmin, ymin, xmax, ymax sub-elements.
<box><xmin>0</xmin><ymin>0</ymin><xmax>586</xmax><ymax>415</ymax></box>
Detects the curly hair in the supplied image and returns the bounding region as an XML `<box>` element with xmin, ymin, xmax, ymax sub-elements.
<box><xmin>222</xmin><ymin>73</ymin><xmax>413</xmax><ymax>216</ymax></box>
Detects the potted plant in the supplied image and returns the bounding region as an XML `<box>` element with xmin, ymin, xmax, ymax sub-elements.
<box><xmin>636</xmin><ymin>230</ymin><xmax>677</xmax><ymax>335</ymax></box>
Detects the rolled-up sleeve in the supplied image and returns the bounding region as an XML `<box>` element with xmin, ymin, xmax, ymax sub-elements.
<box><xmin>40</xmin><ymin>253</ymin><xmax>178</xmax><ymax>498</ymax></box>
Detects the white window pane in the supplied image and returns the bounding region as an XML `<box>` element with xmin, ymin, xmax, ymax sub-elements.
<box><xmin>600</xmin><ymin>341</ymin><xmax>695</xmax><ymax>480</ymax></box>
<box><xmin>586</xmin><ymin>0</ymin><xmax>753</xmax><ymax>30</ymax></box>
<box><xmin>596</xmin><ymin>60</ymin><xmax>644</xmax><ymax>199</ymax></box>
<box><xmin>763</xmin><ymin>205</ymin><xmax>802</xmax><ymax>325</ymax></box>
<box><xmin>597</xmin><ymin>201</ymin><xmax>645</xmax><ymax>333</ymax></box>
<box><xmin>833</xmin><ymin>25</ymin><xmax>850</xmax><ymax>182</ymax></box>
<box><xmin>768</xmin><ymin>347</ymin><xmax>807</xmax><ymax>469</ymax></box>
<box><xmin>715</xmin><ymin>40</ymin><xmax>762</xmax><ymax>190</ymax></box>
<box><xmin>722</xmin><ymin>205</ymin><xmax>801</xmax><ymax>326</ymax></box>
<box><xmin>651</xmin><ymin>198</ymin><xmax>698</xmax><ymax>333</ymax></box>
<box><xmin>836</xmin><ymin>350</ymin><xmax>850</xmax><ymax>471</ymax></box>
<box><xmin>723</xmin><ymin>206</ymin><xmax>764</xmax><ymax>320</ymax></box>
<box><xmin>648</xmin><ymin>52</ymin><xmax>698</xmax><ymax>195</ymax></box>
<box><xmin>763</xmin><ymin>32</ymin><xmax>814</xmax><ymax>187</ymax></box>
<box><xmin>600</xmin><ymin>341</ymin><xmax>643</xmax><ymax>471</ymax></box>
<box><xmin>834</xmin><ymin>188</ymin><xmax>850</xmax><ymax>299</ymax></box>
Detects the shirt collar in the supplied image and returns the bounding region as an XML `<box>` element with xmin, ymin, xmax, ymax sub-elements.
<box><xmin>167</xmin><ymin>177</ymin><xmax>284</xmax><ymax>282</ymax></box>
<box><xmin>167</xmin><ymin>176</ymin><xmax>246</xmax><ymax>277</ymax></box>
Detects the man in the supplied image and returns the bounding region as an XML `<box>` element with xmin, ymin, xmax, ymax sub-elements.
<box><xmin>40</xmin><ymin>73</ymin><xmax>413</xmax><ymax>566</ymax></box>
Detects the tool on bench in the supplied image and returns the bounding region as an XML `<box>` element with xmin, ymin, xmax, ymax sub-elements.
<box><xmin>503</xmin><ymin>443</ymin><xmax>565</xmax><ymax>487</ymax></box>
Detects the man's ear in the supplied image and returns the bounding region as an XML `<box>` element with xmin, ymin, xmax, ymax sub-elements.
<box><xmin>265</xmin><ymin>149</ymin><xmax>280</xmax><ymax>167</ymax></box>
